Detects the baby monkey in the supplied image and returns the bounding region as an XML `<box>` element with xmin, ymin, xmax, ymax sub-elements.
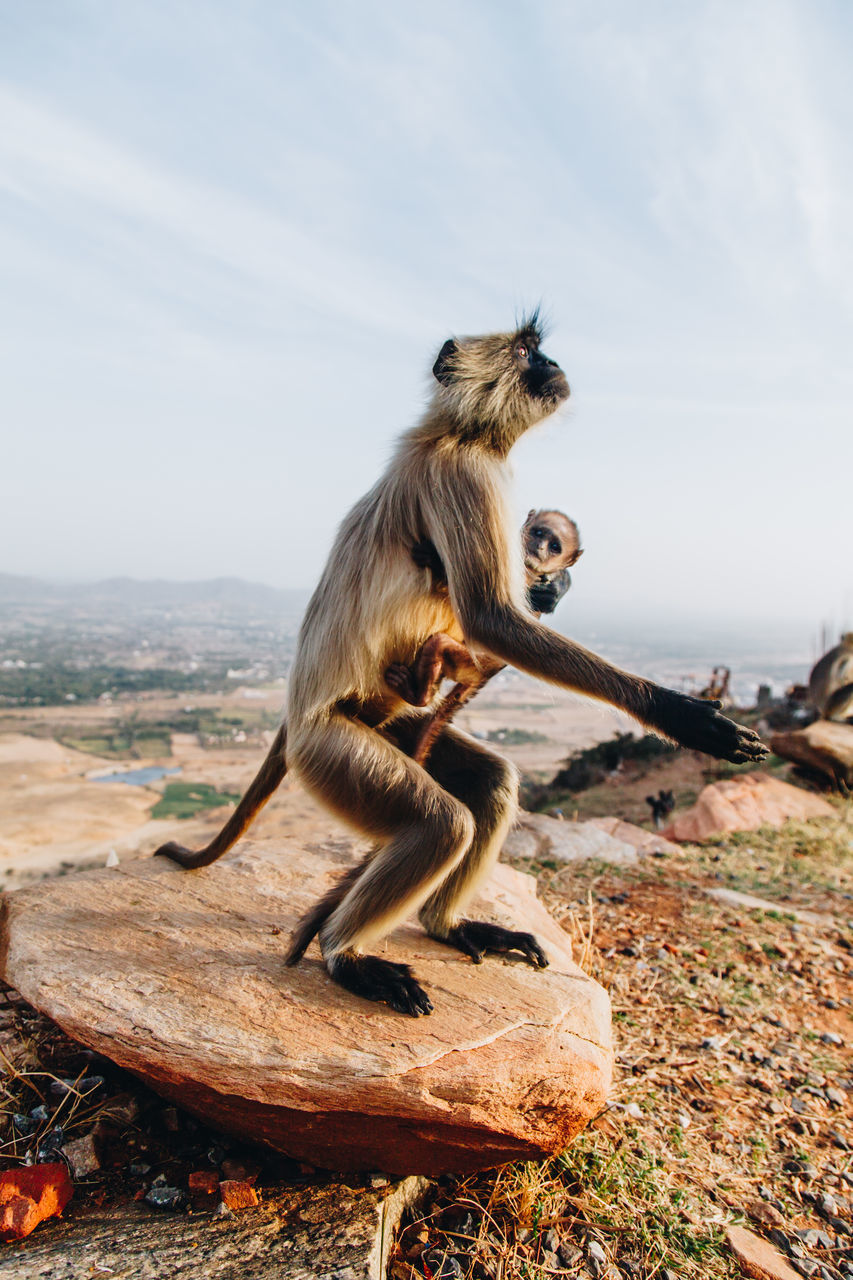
<box><xmin>386</xmin><ymin>509</ymin><xmax>582</xmax><ymax>765</ymax></box>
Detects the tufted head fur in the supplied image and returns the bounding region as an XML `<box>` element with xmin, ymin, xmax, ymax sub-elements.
<box><xmin>425</xmin><ymin>311</ymin><xmax>570</xmax><ymax>456</ymax></box>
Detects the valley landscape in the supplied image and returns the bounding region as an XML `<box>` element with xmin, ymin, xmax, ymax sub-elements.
<box><xmin>0</xmin><ymin>572</ymin><xmax>816</xmax><ymax>889</ymax></box>
<box><xmin>1</xmin><ymin>574</ymin><xmax>851</xmax><ymax>1279</ymax></box>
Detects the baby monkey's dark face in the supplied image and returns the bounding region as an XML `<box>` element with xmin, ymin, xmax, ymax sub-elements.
<box><xmin>522</xmin><ymin>509</ymin><xmax>583</xmax><ymax>615</ymax></box>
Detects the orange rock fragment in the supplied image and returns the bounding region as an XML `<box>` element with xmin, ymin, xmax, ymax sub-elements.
<box><xmin>218</xmin><ymin>1179</ymin><xmax>259</xmax><ymax>1210</ymax></box>
<box><xmin>187</xmin><ymin>1169</ymin><xmax>219</xmax><ymax>1196</ymax></box>
<box><xmin>0</xmin><ymin>1163</ymin><xmax>73</xmax><ymax>1242</ymax></box>
<box><xmin>725</xmin><ymin>1225</ymin><xmax>800</xmax><ymax>1280</ymax></box>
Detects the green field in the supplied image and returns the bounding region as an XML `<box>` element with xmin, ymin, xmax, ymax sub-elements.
<box><xmin>151</xmin><ymin>782</ymin><xmax>240</xmax><ymax>820</ymax></box>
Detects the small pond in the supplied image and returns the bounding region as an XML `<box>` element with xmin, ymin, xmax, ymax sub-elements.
<box><xmin>96</xmin><ymin>766</ymin><xmax>181</xmax><ymax>787</ymax></box>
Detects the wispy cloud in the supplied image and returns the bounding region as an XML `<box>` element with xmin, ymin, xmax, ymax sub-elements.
<box><xmin>0</xmin><ymin>1</ymin><xmax>850</xmax><ymax>629</ymax></box>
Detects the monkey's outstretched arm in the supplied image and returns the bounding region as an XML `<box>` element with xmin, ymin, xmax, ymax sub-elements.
<box><xmin>154</xmin><ymin>723</ymin><xmax>288</xmax><ymax>868</ymax></box>
<box><xmin>462</xmin><ymin>601</ymin><xmax>766</xmax><ymax>764</ymax></box>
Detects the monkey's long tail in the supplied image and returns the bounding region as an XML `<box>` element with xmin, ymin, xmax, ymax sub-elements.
<box><xmin>284</xmin><ymin>856</ymin><xmax>370</xmax><ymax>966</ymax></box>
<box><xmin>154</xmin><ymin>723</ymin><xmax>288</xmax><ymax>869</ymax></box>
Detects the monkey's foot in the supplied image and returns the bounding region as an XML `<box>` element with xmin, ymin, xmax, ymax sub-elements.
<box><xmin>384</xmin><ymin>663</ymin><xmax>421</xmax><ymax>705</ymax></box>
<box><xmin>328</xmin><ymin>953</ymin><xmax>434</xmax><ymax>1017</ymax></box>
<box><xmin>444</xmin><ymin>920</ymin><xmax>549</xmax><ymax>969</ymax></box>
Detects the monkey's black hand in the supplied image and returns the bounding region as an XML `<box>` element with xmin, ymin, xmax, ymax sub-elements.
<box><xmin>660</xmin><ymin>693</ymin><xmax>769</xmax><ymax>764</ymax></box>
<box><xmin>446</xmin><ymin>920</ymin><xmax>549</xmax><ymax>969</ymax></box>
<box><xmin>329</xmin><ymin>953</ymin><xmax>433</xmax><ymax>1017</ymax></box>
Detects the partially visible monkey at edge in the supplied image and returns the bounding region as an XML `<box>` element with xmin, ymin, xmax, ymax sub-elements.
<box><xmin>158</xmin><ymin>314</ymin><xmax>766</xmax><ymax>1017</ymax></box>
<box><xmin>153</xmin><ymin>509</ymin><xmax>580</xmax><ymax>866</ymax></box>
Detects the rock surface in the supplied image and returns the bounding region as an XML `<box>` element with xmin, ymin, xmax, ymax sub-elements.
<box><xmin>0</xmin><ymin>1175</ymin><xmax>426</xmax><ymax>1279</ymax></box>
<box><xmin>585</xmin><ymin>815</ymin><xmax>680</xmax><ymax>857</ymax></box>
<box><xmin>503</xmin><ymin>812</ymin><xmax>638</xmax><ymax>864</ymax></box>
<box><xmin>662</xmin><ymin>773</ymin><xmax>834</xmax><ymax>843</ymax></box>
<box><xmin>770</xmin><ymin>719</ymin><xmax>853</xmax><ymax>788</ymax></box>
<box><xmin>0</xmin><ymin>841</ymin><xmax>612</xmax><ymax>1176</ymax></box>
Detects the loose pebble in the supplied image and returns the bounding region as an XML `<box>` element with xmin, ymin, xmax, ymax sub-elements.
<box><xmin>144</xmin><ymin>1185</ymin><xmax>186</xmax><ymax>1211</ymax></box>
<box><xmin>61</xmin><ymin>1133</ymin><xmax>100</xmax><ymax>1179</ymax></box>
<box><xmin>218</xmin><ymin>1179</ymin><xmax>259</xmax><ymax>1211</ymax></box>
<box><xmin>588</xmin><ymin>1239</ymin><xmax>607</xmax><ymax>1264</ymax></box>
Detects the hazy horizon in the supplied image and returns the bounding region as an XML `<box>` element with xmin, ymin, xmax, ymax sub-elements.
<box><xmin>0</xmin><ymin>564</ymin><xmax>839</xmax><ymax>663</ymax></box>
<box><xmin>2</xmin><ymin>3</ymin><xmax>851</xmax><ymax>636</ymax></box>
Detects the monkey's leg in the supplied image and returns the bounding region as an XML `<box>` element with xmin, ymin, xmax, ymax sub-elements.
<box><xmin>154</xmin><ymin>723</ymin><xmax>287</xmax><ymax>869</ymax></box>
<box><xmin>402</xmin><ymin>719</ymin><xmax>547</xmax><ymax>970</ymax></box>
<box><xmin>284</xmin><ymin>856</ymin><xmax>368</xmax><ymax>966</ymax></box>
<box><xmin>289</xmin><ymin>713</ymin><xmax>476</xmax><ymax>1016</ymax></box>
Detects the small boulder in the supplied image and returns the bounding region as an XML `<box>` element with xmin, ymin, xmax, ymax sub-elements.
<box><xmin>0</xmin><ymin>1163</ymin><xmax>73</xmax><ymax>1242</ymax></box>
<box><xmin>586</xmin><ymin>816</ymin><xmax>680</xmax><ymax>857</ymax></box>
<box><xmin>663</xmin><ymin>773</ymin><xmax>834</xmax><ymax>843</ymax></box>
<box><xmin>770</xmin><ymin>720</ymin><xmax>853</xmax><ymax>788</ymax></box>
<box><xmin>0</xmin><ymin>840</ymin><xmax>612</xmax><ymax>1176</ymax></box>
<box><xmin>503</xmin><ymin>812</ymin><xmax>637</xmax><ymax>864</ymax></box>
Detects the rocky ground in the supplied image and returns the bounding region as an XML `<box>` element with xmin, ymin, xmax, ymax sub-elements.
<box><xmin>0</xmin><ymin>687</ymin><xmax>850</xmax><ymax>1277</ymax></box>
<box><xmin>0</xmin><ymin>790</ymin><xmax>849</xmax><ymax>1276</ymax></box>
<box><xmin>391</xmin><ymin>802</ymin><xmax>853</xmax><ymax>1279</ymax></box>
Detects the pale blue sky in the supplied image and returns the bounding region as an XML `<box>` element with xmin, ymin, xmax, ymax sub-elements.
<box><xmin>2</xmin><ymin>1</ymin><xmax>851</xmax><ymax>635</ymax></box>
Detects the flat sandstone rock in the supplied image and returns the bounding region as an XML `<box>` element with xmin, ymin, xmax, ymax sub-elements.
<box><xmin>0</xmin><ymin>841</ymin><xmax>612</xmax><ymax>1176</ymax></box>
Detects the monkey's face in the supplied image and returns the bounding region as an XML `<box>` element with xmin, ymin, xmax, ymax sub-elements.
<box><xmin>522</xmin><ymin>510</ymin><xmax>582</xmax><ymax>577</ymax></box>
<box><xmin>513</xmin><ymin>331</ymin><xmax>570</xmax><ymax>409</ymax></box>
<box><xmin>432</xmin><ymin>314</ymin><xmax>570</xmax><ymax>450</ymax></box>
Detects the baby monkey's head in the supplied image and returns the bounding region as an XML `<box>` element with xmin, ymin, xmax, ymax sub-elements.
<box><xmin>522</xmin><ymin>509</ymin><xmax>583</xmax><ymax>615</ymax></box>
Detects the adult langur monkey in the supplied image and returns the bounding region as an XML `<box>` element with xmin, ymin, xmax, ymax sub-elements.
<box><xmin>159</xmin><ymin>315</ymin><xmax>767</xmax><ymax>1016</ymax></box>
<box><xmin>153</xmin><ymin>509</ymin><xmax>578</xmax><ymax>873</ymax></box>
<box><xmin>281</xmin><ymin>510</ymin><xmax>582</xmax><ymax>968</ymax></box>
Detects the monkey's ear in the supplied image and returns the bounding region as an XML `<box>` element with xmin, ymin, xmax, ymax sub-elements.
<box><xmin>433</xmin><ymin>339</ymin><xmax>458</xmax><ymax>386</ymax></box>
<box><xmin>526</xmin><ymin>509</ymin><xmax>536</xmax><ymax>520</ymax></box>
<box><xmin>569</xmin><ymin>548</ymin><xmax>584</xmax><ymax>564</ymax></box>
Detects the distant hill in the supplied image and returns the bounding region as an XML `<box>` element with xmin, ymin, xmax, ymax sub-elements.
<box><xmin>0</xmin><ymin>573</ymin><xmax>310</xmax><ymax>618</ymax></box>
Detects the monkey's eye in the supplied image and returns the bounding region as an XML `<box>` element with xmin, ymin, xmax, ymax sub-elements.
<box><xmin>549</xmin><ymin>540</ymin><xmax>562</xmax><ymax>554</ymax></box>
<box><xmin>531</xmin><ymin>527</ymin><xmax>544</xmax><ymax>537</ymax></box>
<box><xmin>516</xmin><ymin>343</ymin><xmax>528</xmax><ymax>359</ymax></box>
